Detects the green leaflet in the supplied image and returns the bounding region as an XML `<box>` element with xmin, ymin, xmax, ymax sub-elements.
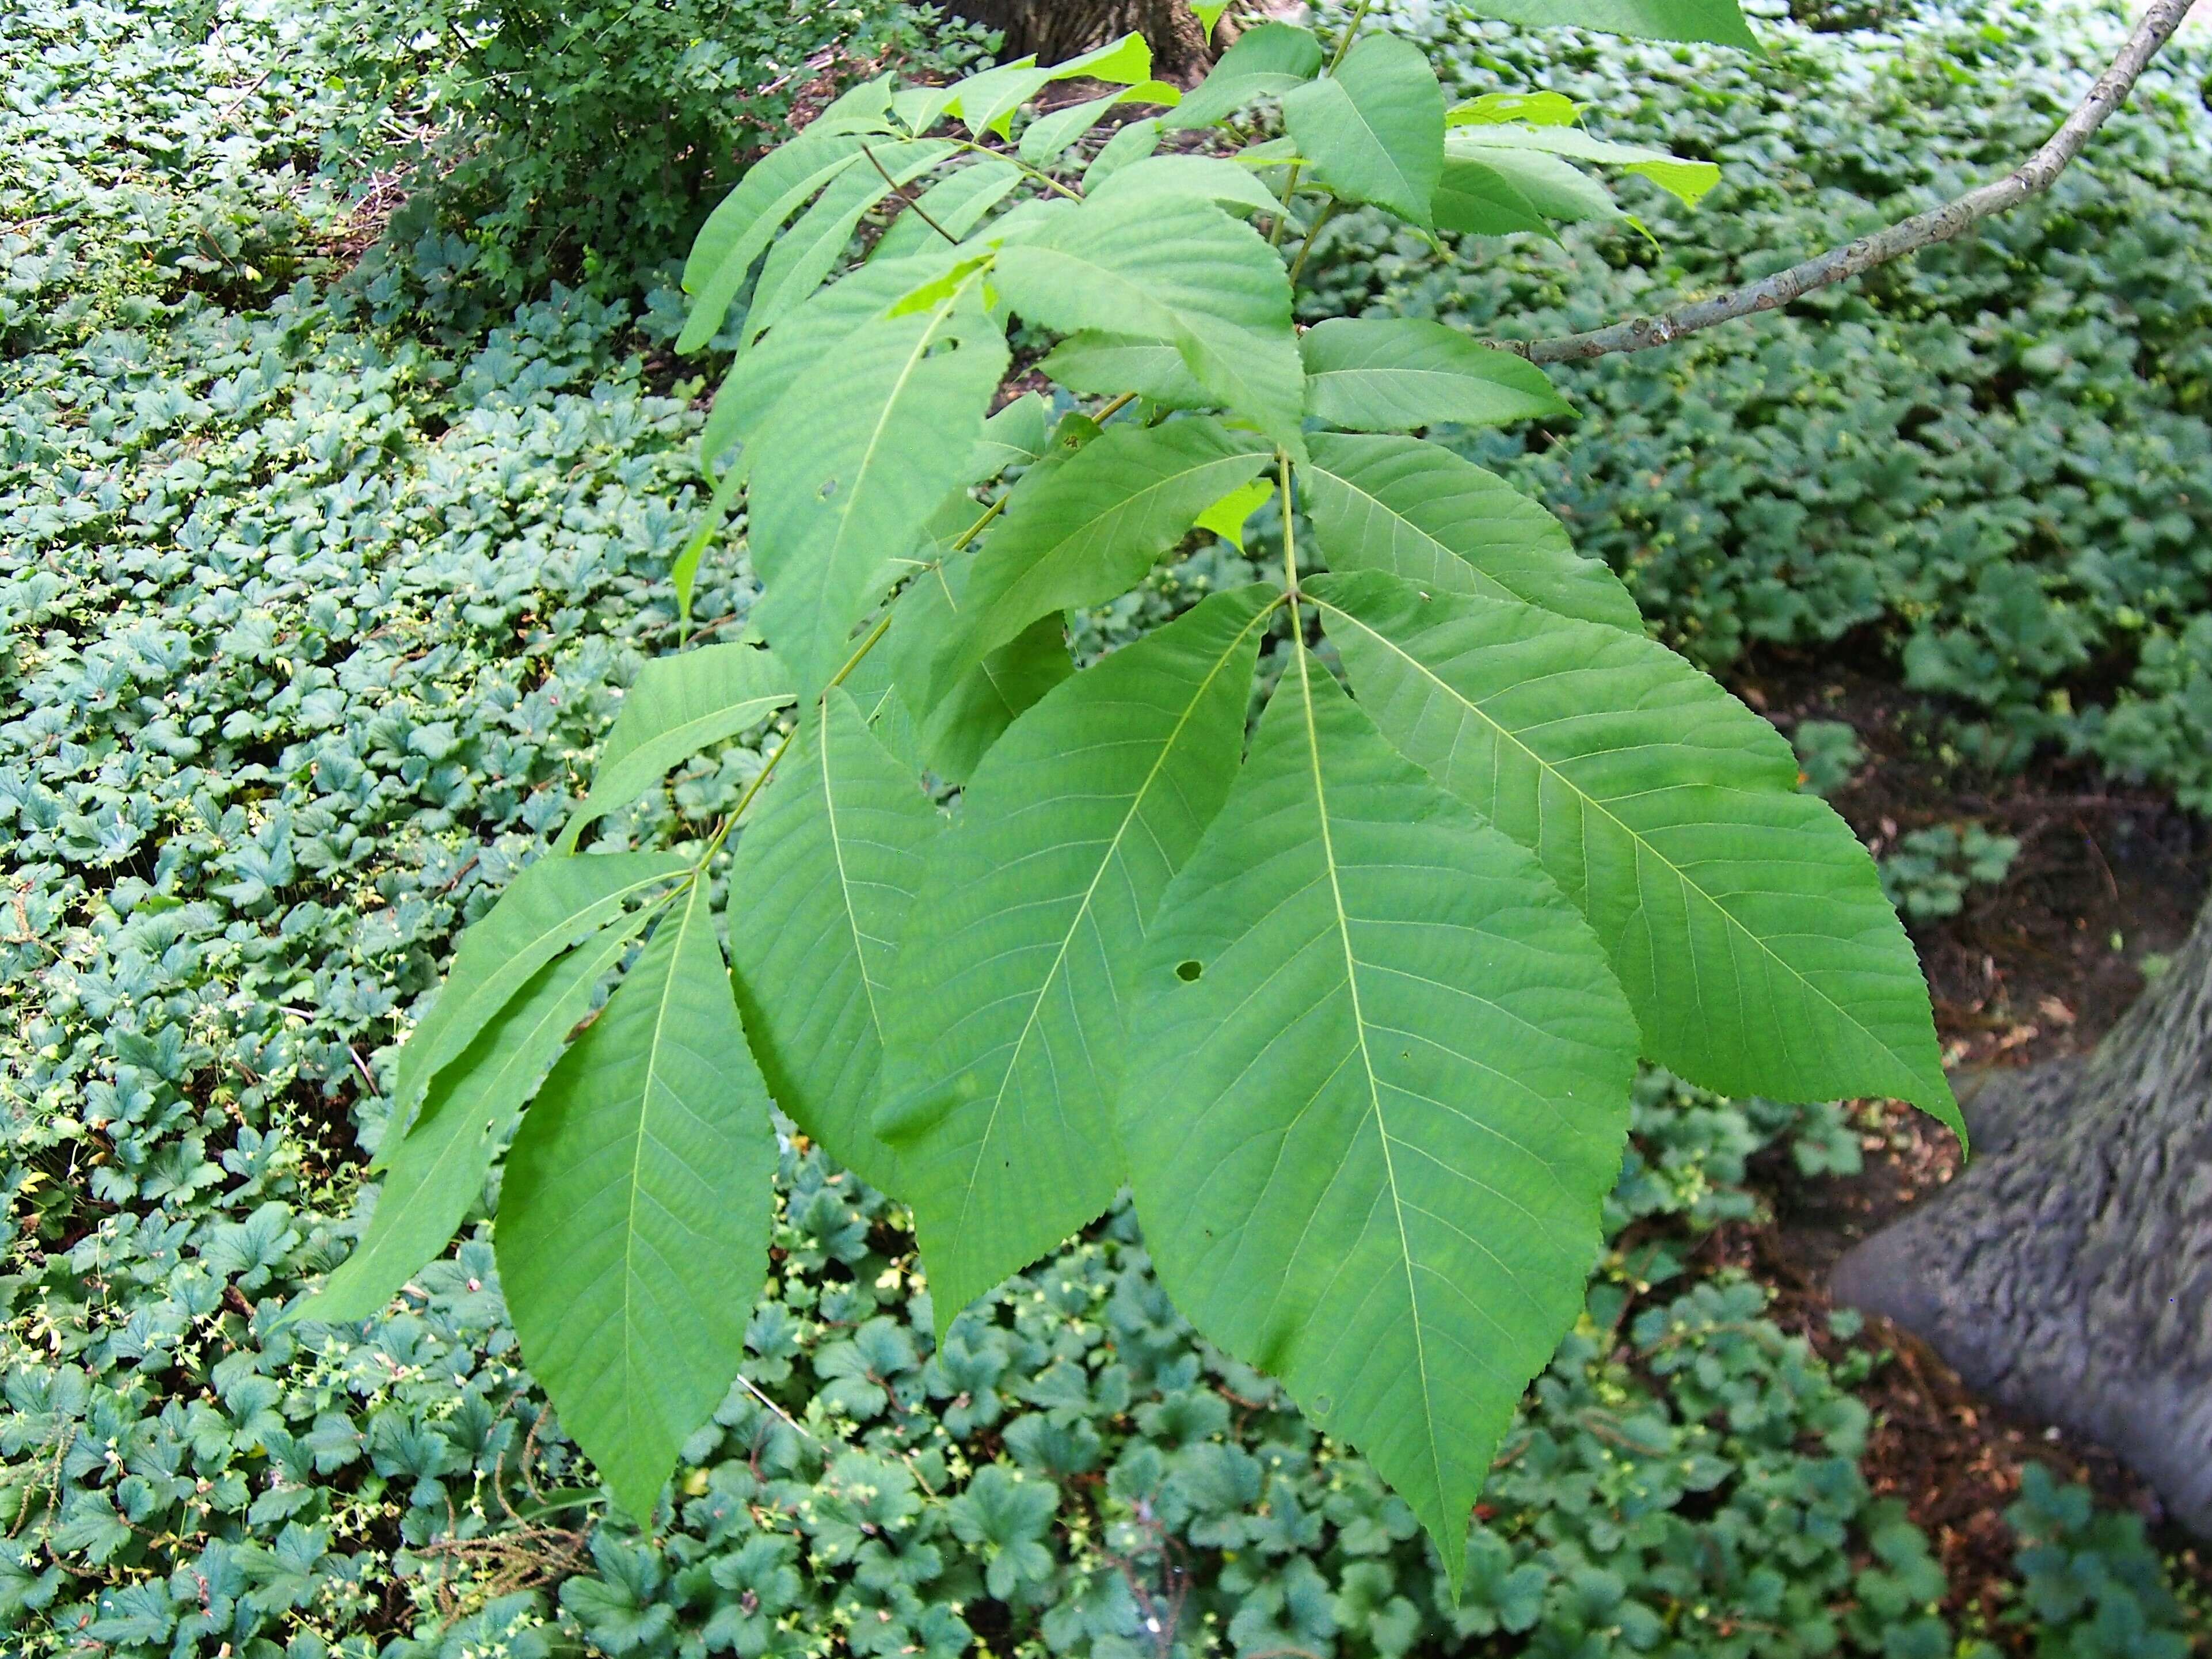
<box><xmin>1086</xmin><ymin>154</ymin><xmax>1289</xmax><ymax>220</ymax></box>
<box><xmin>993</xmin><ymin>194</ymin><xmax>1308</xmax><ymax>460</ymax></box>
<box><xmin>971</xmin><ymin>391</ymin><xmax>1054</xmax><ymax>476</ymax></box>
<box><xmin>1447</xmin><ymin>150</ymin><xmax>1622</xmax><ymax>227</ymax></box>
<box><xmin>743</xmin><ymin>140</ymin><xmax>954</xmax><ymax>348</ymax></box>
<box><xmin>875</xmin><ymin>587</ymin><xmax>1277</xmax><ymax>1330</ymax></box>
<box><xmin>1300</xmin><ymin>318</ymin><xmax>1571</xmax><ymax>432</ymax></box>
<box><xmin>1018</xmin><ymin>84</ymin><xmax>1178</xmax><ymax>165</ymax></box>
<box><xmin>728</xmin><ymin>689</ymin><xmax>941</xmax><ymax>1194</ymax></box>
<box><xmin>747</xmin><ymin>276</ymin><xmax>1009</xmax><ymax>694</ymax></box>
<box><xmin>1280</xmin><ymin>34</ymin><xmax>1445</xmax><ymax>226</ymax></box>
<box><xmin>1038</xmin><ymin>333</ymin><xmax>1211</xmax><ymax>410</ymax></box>
<box><xmin>1307</xmin><ymin>570</ymin><xmax>1964</xmax><ymax>1144</ymax></box>
<box><xmin>558</xmin><ymin>643</ymin><xmax>792</xmax><ymax>854</ymax></box>
<box><xmin>679</xmin><ymin>134</ymin><xmax>870</xmax><ymax>353</ymax></box>
<box><xmin>881</xmin><ymin>550</ymin><xmax>1075</xmax><ymax>785</ymax></box>
<box><xmin>497</xmin><ymin>878</ymin><xmax>778</xmax><ymax>1524</ymax></box>
<box><xmin>1448</xmin><ymin>124</ymin><xmax>1720</xmax><ymax>208</ymax></box>
<box><xmin>387</xmin><ymin>851</ymin><xmax>692</xmax><ymax>1144</ymax></box>
<box><xmin>1448</xmin><ymin>90</ymin><xmax>1581</xmax><ymax>127</ymax></box>
<box><xmin>1433</xmin><ymin>155</ymin><xmax>1553</xmax><ymax>239</ymax></box>
<box><xmin>871</xmin><ymin>159</ymin><xmax>1023</xmax><ymax>265</ymax></box>
<box><xmin>1452</xmin><ymin>0</ymin><xmax>1758</xmax><ymax>48</ymax></box>
<box><xmin>311</xmin><ymin>915</ymin><xmax>650</xmax><ymax>1324</ymax></box>
<box><xmin>932</xmin><ymin>417</ymin><xmax>1273</xmax><ymax>698</ymax></box>
<box><xmin>1120</xmin><ymin>649</ymin><xmax>1636</xmax><ymax>1592</ymax></box>
<box><xmin>699</xmin><ymin>249</ymin><xmax>967</xmax><ymax>486</ymax></box>
<box><xmin>1083</xmin><ymin>117</ymin><xmax>1163</xmax><ymax>187</ymax></box>
<box><xmin>1164</xmin><ymin>22</ymin><xmax>1323</xmax><ymax>130</ymax></box>
<box><xmin>1300</xmin><ymin>433</ymin><xmax>1641</xmax><ymax>632</ymax></box>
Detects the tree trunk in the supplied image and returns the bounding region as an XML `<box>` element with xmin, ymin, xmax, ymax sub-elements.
<box><xmin>1833</xmin><ymin>896</ymin><xmax>2212</xmax><ymax>1533</ymax></box>
<box><xmin>947</xmin><ymin>0</ymin><xmax>1214</xmax><ymax>77</ymax></box>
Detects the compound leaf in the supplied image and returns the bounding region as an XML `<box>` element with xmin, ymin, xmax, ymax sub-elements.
<box><xmin>498</xmin><ymin>878</ymin><xmax>778</xmax><ymax>1524</ymax></box>
<box><xmin>1280</xmin><ymin>33</ymin><xmax>1445</xmax><ymax>226</ymax></box>
<box><xmin>1301</xmin><ymin>433</ymin><xmax>1639</xmax><ymax>631</ymax></box>
<box><xmin>1120</xmin><ymin>649</ymin><xmax>1636</xmax><ymax>1590</ymax></box>
<box><xmin>933</xmin><ymin>417</ymin><xmax>1273</xmax><ymax>697</ymax></box>
<box><xmin>559</xmin><ymin>644</ymin><xmax>792</xmax><ymax>853</ymax></box>
<box><xmin>876</xmin><ymin>587</ymin><xmax>1277</xmax><ymax>1328</ymax></box>
<box><xmin>728</xmin><ymin>689</ymin><xmax>941</xmax><ymax>1193</ymax></box>
<box><xmin>1301</xmin><ymin>318</ymin><xmax>1570</xmax><ymax>432</ymax></box>
<box><xmin>1307</xmin><ymin>570</ymin><xmax>1963</xmax><ymax>1143</ymax></box>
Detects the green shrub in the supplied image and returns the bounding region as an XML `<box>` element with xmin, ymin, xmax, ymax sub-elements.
<box><xmin>316</xmin><ymin>0</ymin><xmax>992</xmax><ymax>316</ymax></box>
<box><xmin>1308</xmin><ymin>0</ymin><xmax>2212</xmax><ymax>808</ymax></box>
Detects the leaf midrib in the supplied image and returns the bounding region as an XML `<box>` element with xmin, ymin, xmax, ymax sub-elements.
<box><xmin>1315</xmin><ymin>597</ymin><xmax>1924</xmax><ymax>1092</ymax></box>
<box><xmin>944</xmin><ymin>598</ymin><xmax>1281</xmax><ymax>1261</ymax></box>
<box><xmin>1288</xmin><ymin>642</ymin><xmax>1447</xmax><ymax>1516</ymax></box>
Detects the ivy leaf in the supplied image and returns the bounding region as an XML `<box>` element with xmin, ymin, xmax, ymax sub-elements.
<box><xmin>876</xmin><ymin>587</ymin><xmax>1277</xmax><ymax>1327</ymax></box>
<box><xmin>498</xmin><ymin>878</ymin><xmax>778</xmax><ymax>1524</ymax></box>
<box><xmin>748</xmin><ymin>276</ymin><xmax>1009</xmax><ymax>694</ymax></box>
<box><xmin>729</xmin><ymin>689</ymin><xmax>941</xmax><ymax>1194</ymax></box>
<box><xmin>1301</xmin><ymin>433</ymin><xmax>1640</xmax><ymax>632</ymax></box>
<box><xmin>1451</xmin><ymin>0</ymin><xmax>1758</xmax><ymax>48</ymax></box>
<box><xmin>309</xmin><ymin>917</ymin><xmax>649</xmax><ymax>1325</ymax></box>
<box><xmin>680</xmin><ymin>134</ymin><xmax>870</xmax><ymax>353</ymax></box>
<box><xmin>1165</xmin><ymin>22</ymin><xmax>1324</xmax><ymax>130</ymax></box>
<box><xmin>932</xmin><ymin>417</ymin><xmax>1273</xmax><ymax>698</ymax></box>
<box><xmin>1039</xmin><ymin>333</ymin><xmax>1212</xmax><ymax>410</ymax></box>
<box><xmin>1301</xmin><ymin>318</ymin><xmax>1571</xmax><ymax>432</ymax></box>
<box><xmin>993</xmin><ymin>195</ymin><xmax>1307</xmax><ymax>459</ymax></box>
<box><xmin>1280</xmin><ymin>35</ymin><xmax>1445</xmax><ymax>226</ymax></box>
<box><xmin>1119</xmin><ymin>648</ymin><xmax>1636</xmax><ymax>1590</ymax></box>
<box><xmin>1307</xmin><ymin>570</ymin><xmax>1963</xmax><ymax>1144</ymax></box>
<box><xmin>389</xmin><ymin>851</ymin><xmax>692</xmax><ymax>1144</ymax></box>
<box><xmin>558</xmin><ymin>644</ymin><xmax>792</xmax><ymax>853</ymax></box>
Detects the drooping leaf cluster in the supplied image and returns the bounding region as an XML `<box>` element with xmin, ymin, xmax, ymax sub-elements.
<box><xmin>321</xmin><ymin>0</ymin><xmax>1963</xmax><ymax>1581</ymax></box>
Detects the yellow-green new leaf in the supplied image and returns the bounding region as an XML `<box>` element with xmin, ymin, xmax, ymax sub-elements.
<box><xmin>932</xmin><ymin>417</ymin><xmax>1273</xmax><ymax>698</ymax></box>
<box><xmin>1119</xmin><ymin>650</ymin><xmax>1637</xmax><ymax>1591</ymax></box>
<box><xmin>1301</xmin><ymin>433</ymin><xmax>1641</xmax><ymax>632</ymax></box>
<box><xmin>993</xmin><ymin>194</ymin><xmax>1307</xmax><ymax>459</ymax></box>
<box><xmin>1301</xmin><ymin>318</ymin><xmax>1571</xmax><ymax>432</ymax></box>
<box><xmin>387</xmin><ymin>851</ymin><xmax>692</xmax><ymax>1144</ymax></box>
<box><xmin>1280</xmin><ymin>33</ymin><xmax>1445</xmax><ymax>226</ymax></box>
<box><xmin>728</xmin><ymin>690</ymin><xmax>941</xmax><ymax>1194</ymax></box>
<box><xmin>1308</xmin><ymin>570</ymin><xmax>1963</xmax><ymax>1144</ymax></box>
<box><xmin>558</xmin><ymin>644</ymin><xmax>792</xmax><ymax>853</ymax></box>
<box><xmin>312</xmin><ymin>916</ymin><xmax>649</xmax><ymax>1323</ymax></box>
<box><xmin>876</xmin><ymin>588</ymin><xmax>1277</xmax><ymax>1329</ymax></box>
<box><xmin>498</xmin><ymin>880</ymin><xmax>779</xmax><ymax>1524</ymax></box>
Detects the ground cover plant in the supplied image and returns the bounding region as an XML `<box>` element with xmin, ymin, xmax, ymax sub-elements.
<box><xmin>2</xmin><ymin>0</ymin><xmax>2207</xmax><ymax>1653</ymax></box>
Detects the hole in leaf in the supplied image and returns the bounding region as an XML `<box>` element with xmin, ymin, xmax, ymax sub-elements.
<box><xmin>1175</xmin><ymin>960</ymin><xmax>1203</xmax><ymax>983</ymax></box>
<box><xmin>1314</xmin><ymin>1393</ymin><xmax>1333</xmax><ymax>1416</ymax></box>
<box><xmin>819</xmin><ymin>477</ymin><xmax>839</xmax><ymax>500</ymax></box>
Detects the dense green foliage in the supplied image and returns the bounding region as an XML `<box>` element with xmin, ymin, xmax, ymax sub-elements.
<box><xmin>366</xmin><ymin>0</ymin><xmax>1976</xmax><ymax>1574</ymax></box>
<box><xmin>1313</xmin><ymin>0</ymin><xmax>2212</xmax><ymax>808</ymax></box>
<box><xmin>315</xmin><ymin>0</ymin><xmax>991</xmax><ymax>315</ymax></box>
<box><xmin>3</xmin><ymin>0</ymin><xmax>2205</xmax><ymax>1653</ymax></box>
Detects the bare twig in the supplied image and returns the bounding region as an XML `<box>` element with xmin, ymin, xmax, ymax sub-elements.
<box><xmin>1499</xmin><ymin>0</ymin><xmax>2198</xmax><ymax>366</ymax></box>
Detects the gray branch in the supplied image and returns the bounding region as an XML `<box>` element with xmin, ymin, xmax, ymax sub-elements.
<box><xmin>1499</xmin><ymin>0</ymin><xmax>2199</xmax><ymax>366</ymax></box>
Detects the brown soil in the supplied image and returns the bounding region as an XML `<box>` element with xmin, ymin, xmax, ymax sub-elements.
<box><xmin>1723</xmin><ymin>657</ymin><xmax>2211</xmax><ymax>1643</ymax></box>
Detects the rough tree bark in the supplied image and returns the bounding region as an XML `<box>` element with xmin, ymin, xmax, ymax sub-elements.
<box><xmin>946</xmin><ymin>0</ymin><xmax>1213</xmax><ymax>76</ymax></box>
<box><xmin>1833</xmin><ymin>896</ymin><xmax>2212</xmax><ymax>1533</ymax></box>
